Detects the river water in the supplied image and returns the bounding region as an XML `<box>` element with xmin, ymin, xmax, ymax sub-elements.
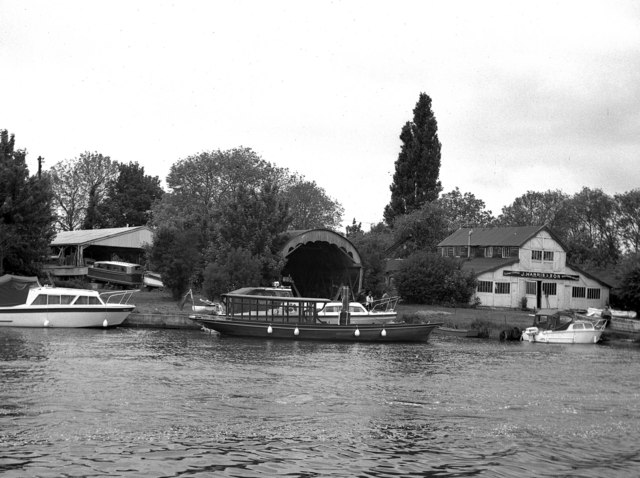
<box><xmin>1</xmin><ymin>327</ymin><xmax>639</xmax><ymax>477</ymax></box>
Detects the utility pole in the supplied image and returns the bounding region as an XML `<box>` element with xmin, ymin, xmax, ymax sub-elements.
<box><xmin>37</xmin><ymin>156</ymin><xmax>44</xmax><ymax>179</ymax></box>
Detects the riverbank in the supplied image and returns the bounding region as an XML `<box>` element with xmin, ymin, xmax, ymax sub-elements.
<box><xmin>124</xmin><ymin>290</ymin><xmax>539</xmax><ymax>339</ymax></box>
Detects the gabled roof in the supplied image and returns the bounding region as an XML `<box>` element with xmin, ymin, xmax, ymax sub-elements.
<box><xmin>51</xmin><ymin>226</ymin><xmax>153</xmax><ymax>248</ymax></box>
<box><xmin>459</xmin><ymin>258</ymin><xmax>519</xmax><ymax>275</ymax></box>
<box><xmin>438</xmin><ymin>226</ymin><xmax>556</xmax><ymax>248</ymax></box>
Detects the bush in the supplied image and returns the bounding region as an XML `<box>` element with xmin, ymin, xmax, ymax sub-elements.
<box><xmin>395</xmin><ymin>252</ymin><xmax>477</xmax><ymax>305</ymax></box>
<box><xmin>202</xmin><ymin>247</ymin><xmax>262</xmax><ymax>300</ymax></box>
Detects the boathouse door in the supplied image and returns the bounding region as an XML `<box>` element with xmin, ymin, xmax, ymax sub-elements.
<box><xmin>536</xmin><ymin>280</ymin><xmax>542</xmax><ymax>309</ymax></box>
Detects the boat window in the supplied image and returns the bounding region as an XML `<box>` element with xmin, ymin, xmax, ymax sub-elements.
<box><xmin>48</xmin><ymin>295</ymin><xmax>61</xmax><ymax>305</ymax></box>
<box><xmin>61</xmin><ymin>295</ymin><xmax>75</xmax><ymax>304</ymax></box>
<box><xmin>32</xmin><ymin>295</ymin><xmax>47</xmax><ymax>305</ymax></box>
<box><xmin>88</xmin><ymin>296</ymin><xmax>102</xmax><ymax>305</ymax></box>
<box><xmin>573</xmin><ymin>323</ymin><xmax>584</xmax><ymax>330</ymax></box>
<box><xmin>75</xmin><ymin>296</ymin><xmax>89</xmax><ymax>305</ymax></box>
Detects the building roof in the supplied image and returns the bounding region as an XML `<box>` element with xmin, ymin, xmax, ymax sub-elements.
<box><xmin>438</xmin><ymin>226</ymin><xmax>551</xmax><ymax>248</ymax></box>
<box><xmin>459</xmin><ymin>257</ymin><xmax>519</xmax><ymax>275</ymax></box>
<box><xmin>51</xmin><ymin>226</ymin><xmax>153</xmax><ymax>248</ymax></box>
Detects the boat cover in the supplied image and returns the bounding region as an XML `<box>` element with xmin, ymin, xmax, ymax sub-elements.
<box><xmin>0</xmin><ymin>275</ymin><xmax>41</xmax><ymax>306</ymax></box>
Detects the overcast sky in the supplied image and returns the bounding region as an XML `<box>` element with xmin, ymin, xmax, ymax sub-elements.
<box><xmin>2</xmin><ymin>0</ymin><xmax>639</xmax><ymax>230</ymax></box>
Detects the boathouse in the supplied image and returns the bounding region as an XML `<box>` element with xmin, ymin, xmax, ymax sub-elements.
<box><xmin>436</xmin><ymin>226</ymin><xmax>611</xmax><ymax>310</ymax></box>
<box><xmin>45</xmin><ymin>226</ymin><xmax>153</xmax><ymax>278</ymax></box>
<box><xmin>279</xmin><ymin>229</ymin><xmax>363</xmax><ymax>299</ymax></box>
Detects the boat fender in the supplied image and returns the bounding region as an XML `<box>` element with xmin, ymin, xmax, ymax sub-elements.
<box><xmin>294</xmin><ymin>327</ymin><xmax>299</xmax><ymax>336</ymax></box>
<box><xmin>267</xmin><ymin>325</ymin><xmax>273</xmax><ymax>334</ymax></box>
<box><xmin>43</xmin><ymin>319</ymin><xmax>50</xmax><ymax>327</ymax></box>
<box><xmin>103</xmin><ymin>319</ymin><xmax>108</xmax><ymax>328</ymax></box>
<box><xmin>354</xmin><ymin>328</ymin><xmax>360</xmax><ymax>337</ymax></box>
<box><xmin>380</xmin><ymin>328</ymin><xmax>387</xmax><ymax>337</ymax></box>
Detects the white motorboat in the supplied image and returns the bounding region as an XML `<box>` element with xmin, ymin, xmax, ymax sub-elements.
<box><xmin>143</xmin><ymin>271</ymin><xmax>164</xmax><ymax>290</ymax></box>
<box><xmin>317</xmin><ymin>296</ymin><xmax>399</xmax><ymax>325</ymax></box>
<box><xmin>521</xmin><ymin>309</ymin><xmax>606</xmax><ymax>344</ymax></box>
<box><xmin>0</xmin><ymin>275</ymin><xmax>136</xmax><ymax>328</ymax></box>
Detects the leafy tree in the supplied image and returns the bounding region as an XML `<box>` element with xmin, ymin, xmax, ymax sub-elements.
<box><xmin>214</xmin><ymin>181</ymin><xmax>291</xmax><ymax>283</ymax></box>
<box><xmin>395</xmin><ymin>252</ymin><xmax>476</xmax><ymax>305</ymax></box>
<box><xmin>560</xmin><ymin>187</ymin><xmax>620</xmax><ymax>267</ymax></box>
<box><xmin>149</xmin><ymin>226</ymin><xmax>201</xmax><ymax>299</ymax></box>
<box><xmin>616</xmin><ymin>189</ymin><xmax>640</xmax><ymax>254</ymax></box>
<box><xmin>616</xmin><ymin>255</ymin><xmax>640</xmax><ymax>314</ymax></box>
<box><xmin>202</xmin><ymin>247</ymin><xmax>262</xmax><ymax>299</ymax></box>
<box><xmin>496</xmin><ymin>190</ymin><xmax>569</xmax><ymax>228</ymax></box>
<box><xmin>283</xmin><ymin>177</ymin><xmax>343</xmax><ymax>230</ymax></box>
<box><xmin>345</xmin><ymin>218</ymin><xmax>364</xmax><ymax>239</ymax></box>
<box><xmin>94</xmin><ymin>162</ymin><xmax>164</xmax><ymax>228</ymax></box>
<box><xmin>384</xmin><ymin>93</ymin><xmax>442</xmax><ymax>224</ymax></box>
<box><xmin>437</xmin><ymin>187</ymin><xmax>494</xmax><ymax>234</ymax></box>
<box><xmin>390</xmin><ymin>202</ymin><xmax>450</xmax><ymax>257</ymax></box>
<box><xmin>0</xmin><ymin>130</ymin><xmax>55</xmax><ymax>275</ymax></box>
<box><xmin>349</xmin><ymin>224</ymin><xmax>394</xmax><ymax>297</ymax></box>
<box><xmin>50</xmin><ymin>151</ymin><xmax>119</xmax><ymax>230</ymax></box>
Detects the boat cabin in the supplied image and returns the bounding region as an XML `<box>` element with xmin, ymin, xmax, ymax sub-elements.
<box><xmin>223</xmin><ymin>289</ymin><xmax>328</xmax><ymax>324</ymax></box>
<box><xmin>531</xmin><ymin>309</ymin><xmax>574</xmax><ymax>331</ymax></box>
<box><xmin>87</xmin><ymin>261</ymin><xmax>143</xmax><ymax>287</ymax></box>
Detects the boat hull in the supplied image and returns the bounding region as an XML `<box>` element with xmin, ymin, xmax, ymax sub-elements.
<box><xmin>0</xmin><ymin>306</ymin><xmax>134</xmax><ymax>328</ymax></box>
<box><xmin>521</xmin><ymin>327</ymin><xmax>603</xmax><ymax>344</ymax></box>
<box><xmin>608</xmin><ymin>316</ymin><xmax>640</xmax><ymax>334</ymax></box>
<box><xmin>193</xmin><ymin>317</ymin><xmax>441</xmax><ymax>342</ymax></box>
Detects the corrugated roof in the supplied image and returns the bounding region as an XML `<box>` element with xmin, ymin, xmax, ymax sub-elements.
<box><xmin>51</xmin><ymin>226</ymin><xmax>152</xmax><ymax>247</ymax></box>
<box><xmin>438</xmin><ymin>226</ymin><xmax>546</xmax><ymax>247</ymax></box>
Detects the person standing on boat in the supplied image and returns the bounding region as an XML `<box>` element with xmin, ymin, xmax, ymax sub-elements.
<box><xmin>366</xmin><ymin>291</ymin><xmax>374</xmax><ymax>310</ymax></box>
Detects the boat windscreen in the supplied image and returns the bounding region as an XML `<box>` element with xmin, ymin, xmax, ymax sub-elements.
<box><xmin>0</xmin><ymin>275</ymin><xmax>40</xmax><ymax>306</ymax></box>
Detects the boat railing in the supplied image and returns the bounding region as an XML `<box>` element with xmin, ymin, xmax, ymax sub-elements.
<box><xmin>370</xmin><ymin>296</ymin><xmax>400</xmax><ymax>313</ymax></box>
<box><xmin>101</xmin><ymin>290</ymin><xmax>137</xmax><ymax>305</ymax></box>
<box><xmin>223</xmin><ymin>293</ymin><xmax>329</xmax><ymax>324</ymax></box>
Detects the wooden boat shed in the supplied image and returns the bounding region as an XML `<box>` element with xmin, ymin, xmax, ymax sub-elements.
<box><xmin>45</xmin><ymin>226</ymin><xmax>153</xmax><ymax>278</ymax></box>
<box><xmin>279</xmin><ymin>229</ymin><xmax>363</xmax><ymax>299</ymax></box>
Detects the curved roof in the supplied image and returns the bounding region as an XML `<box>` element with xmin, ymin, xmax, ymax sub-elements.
<box><xmin>281</xmin><ymin>229</ymin><xmax>361</xmax><ymax>265</ymax></box>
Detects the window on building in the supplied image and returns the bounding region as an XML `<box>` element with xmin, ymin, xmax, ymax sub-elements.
<box><xmin>509</xmin><ymin>247</ymin><xmax>519</xmax><ymax>257</ymax></box>
<box><xmin>458</xmin><ymin>246</ymin><xmax>468</xmax><ymax>257</ymax></box>
<box><xmin>572</xmin><ymin>287</ymin><xmax>586</xmax><ymax>298</ymax></box>
<box><xmin>485</xmin><ymin>247</ymin><xmax>493</xmax><ymax>258</ymax></box>
<box><xmin>531</xmin><ymin>250</ymin><xmax>542</xmax><ymax>261</ymax></box>
<box><xmin>493</xmin><ymin>247</ymin><xmax>503</xmax><ymax>258</ymax></box>
<box><xmin>542</xmin><ymin>283</ymin><xmax>557</xmax><ymax>296</ymax></box>
<box><xmin>446</xmin><ymin>247</ymin><xmax>454</xmax><ymax>257</ymax></box>
<box><xmin>526</xmin><ymin>281</ymin><xmax>537</xmax><ymax>295</ymax></box>
<box><xmin>495</xmin><ymin>282</ymin><xmax>511</xmax><ymax>294</ymax></box>
<box><xmin>587</xmin><ymin>288</ymin><xmax>601</xmax><ymax>300</ymax></box>
<box><xmin>543</xmin><ymin>251</ymin><xmax>554</xmax><ymax>261</ymax></box>
<box><xmin>477</xmin><ymin>281</ymin><xmax>493</xmax><ymax>293</ymax></box>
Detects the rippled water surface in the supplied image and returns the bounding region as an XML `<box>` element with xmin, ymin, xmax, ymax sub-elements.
<box><xmin>1</xmin><ymin>327</ymin><xmax>640</xmax><ymax>477</ymax></box>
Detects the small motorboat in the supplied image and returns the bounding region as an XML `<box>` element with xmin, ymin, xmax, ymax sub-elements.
<box><xmin>521</xmin><ymin>309</ymin><xmax>606</xmax><ymax>344</ymax></box>
<box><xmin>143</xmin><ymin>271</ymin><xmax>164</xmax><ymax>290</ymax></box>
<box><xmin>191</xmin><ymin>288</ymin><xmax>440</xmax><ymax>343</ymax></box>
<box><xmin>316</xmin><ymin>296</ymin><xmax>399</xmax><ymax>325</ymax></box>
<box><xmin>0</xmin><ymin>274</ymin><xmax>136</xmax><ymax>328</ymax></box>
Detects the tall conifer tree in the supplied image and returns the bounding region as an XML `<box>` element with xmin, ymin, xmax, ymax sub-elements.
<box><xmin>384</xmin><ymin>93</ymin><xmax>442</xmax><ymax>225</ymax></box>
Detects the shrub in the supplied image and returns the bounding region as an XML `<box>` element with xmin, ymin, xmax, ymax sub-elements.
<box><xmin>395</xmin><ymin>252</ymin><xmax>477</xmax><ymax>305</ymax></box>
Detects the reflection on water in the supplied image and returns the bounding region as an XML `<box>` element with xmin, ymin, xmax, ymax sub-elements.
<box><xmin>1</xmin><ymin>327</ymin><xmax>640</xmax><ymax>477</ymax></box>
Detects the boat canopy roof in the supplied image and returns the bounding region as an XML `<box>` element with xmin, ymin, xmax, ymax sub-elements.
<box><xmin>0</xmin><ymin>275</ymin><xmax>41</xmax><ymax>306</ymax></box>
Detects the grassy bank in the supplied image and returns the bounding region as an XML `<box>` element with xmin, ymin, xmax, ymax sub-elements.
<box><xmin>128</xmin><ymin>289</ymin><xmax>533</xmax><ymax>339</ymax></box>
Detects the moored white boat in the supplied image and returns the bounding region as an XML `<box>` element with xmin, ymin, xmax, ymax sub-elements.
<box><xmin>520</xmin><ymin>309</ymin><xmax>605</xmax><ymax>344</ymax></box>
<box><xmin>0</xmin><ymin>275</ymin><xmax>136</xmax><ymax>328</ymax></box>
<box><xmin>316</xmin><ymin>297</ymin><xmax>399</xmax><ymax>325</ymax></box>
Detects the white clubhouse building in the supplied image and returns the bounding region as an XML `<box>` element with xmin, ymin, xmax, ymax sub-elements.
<box><xmin>437</xmin><ymin>226</ymin><xmax>611</xmax><ymax>310</ymax></box>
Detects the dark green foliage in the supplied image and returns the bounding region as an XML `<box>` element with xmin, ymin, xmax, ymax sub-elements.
<box><xmin>395</xmin><ymin>252</ymin><xmax>477</xmax><ymax>305</ymax></box>
<box><xmin>283</xmin><ymin>178</ymin><xmax>343</xmax><ymax>230</ymax></box>
<box><xmin>94</xmin><ymin>162</ymin><xmax>164</xmax><ymax>228</ymax></box>
<box><xmin>385</xmin><ymin>93</ymin><xmax>442</xmax><ymax>224</ymax></box>
<box><xmin>349</xmin><ymin>225</ymin><xmax>394</xmax><ymax>297</ymax></box>
<box><xmin>202</xmin><ymin>247</ymin><xmax>262</xmax><ymax>300</ymax></box>
<box><xmin>149</xmin><ymin>227</ymin><xmax>201</xmax><ymax>299</ymax></box>
<box><xmin>0</xmin><ymin>130</ymin><xmax>55</xmax><ymax>275</ymax></box>
<box><xmin>617</xmin><ymin>256</ymin><xmax>640</xmax><ymax>314</ymax></box>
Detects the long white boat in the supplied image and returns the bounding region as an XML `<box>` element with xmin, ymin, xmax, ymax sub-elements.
<box><xmin>0</xmin><ymin>275</ymin><xmax>136</xmax><ymax>328</ymax></box>
<box><xmin>316</xmin><ymin>297</ymin><xmax>399</xmax><ymax>325</ymax></box>
<box><xmin>521</xmin><ymin>309</ymin><xmax>606</xmax><ymax>344</ymax></box>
